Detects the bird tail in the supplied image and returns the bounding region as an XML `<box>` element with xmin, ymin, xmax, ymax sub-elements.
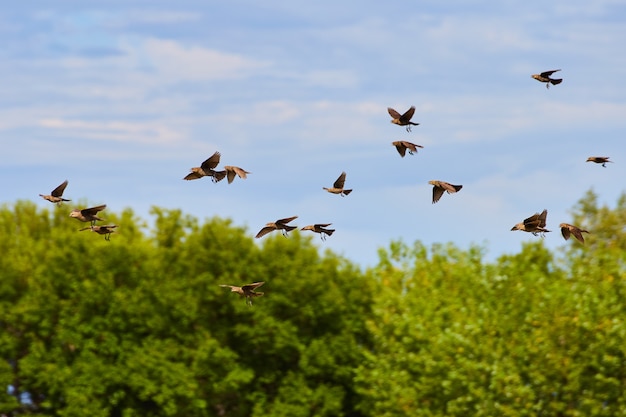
<box><xmin>213</xmin><ymin>171</ymin><xmax>227</xmax><ymax>182</ymax></box>
<box><xmin>324</xmin><ymin>229</ymin><xmax>335</xmax><ymax>236</ymax></box>
<box><xmin>343</xmin><ymin>189</ymin><xmax>353</xmax><ymax>195</ymax></box>
<box><xmin>550</xmin><ymin>79</ymin><xmax>563</xmax><ymax>85</ymax></box>
<box><xmin>453</xmin><ymin>185</ymin><xmax>463</xmax><ymax>192</ymax></box>
<box><xmin>284</xmin><ymin>225</ymin><xmax>297</xmax><ymax>232</ymax></box>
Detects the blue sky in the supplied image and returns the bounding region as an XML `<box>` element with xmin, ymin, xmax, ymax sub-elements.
<box><xmin>3</xmin><ymin>1</ymin><xmax>626</xmax><ymax>267</ymax></box>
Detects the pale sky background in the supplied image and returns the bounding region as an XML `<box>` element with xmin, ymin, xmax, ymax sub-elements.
<box><xmin>2</xmin><ymin>1</ymin><xmax>626</xmax><ymax>268</ymax></box>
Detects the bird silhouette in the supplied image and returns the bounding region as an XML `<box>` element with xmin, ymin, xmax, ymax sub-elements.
<box><xmin>79</xmin><ymin>224</ymin><xmax>118</xmax><ymax>241</ymax></box>
<box><xmin>428</xmin><ymin>180</ymin><xmax>462</xmax><ymax>204</ymax></box>
<box><xmin>219</xmin><ymin>281</ymin><xmax>265</xmax><ymax>305</ymax></box>
<box><xmin>255</xmin><ymin>216</ymin><xmax>298</xmax><ymax>238</ymax></box>
<box><xmin>531</xmin><ymin>69</ymin><xmax>562</xmax><ymax>88</ymax></box>
<box><xmin>511</xmin><ymin>209</ymin><xmax>550</xmax><ymax>237</ymax></box>
<box><xmin>70</xmin><ymin>204</ymin><xmax>107</xmax><ymax>226</ymax></box>
<box><xmin>392</xmin><ymin>141</ymin><xmax>423</xmax><ymax>157</ymax></box>
<box><xmin>39</xmin><ymin>180</ymin><xmax>70</xmax><ymax>204</ymax></box>
<box><xmin>559</xmin><ymin>223</ymin><xmax>590</xmax><ymax>244</ymax></box>
<box><xmin>388</xmin><ymin>106</ymin><xmax>420</xmax><ymax>132</ymax></box>
<box><xmin>323</xmin><ymin>172</ymin><xmax>352</xmax><ymax>196</ymax></box>
<box><xmin>301</xmin><ymin>223</ymin><xmax>335</xmax><ymax>241</ymax></box>
<box><xmin>183</xmin><ymin>152</ymin><xmax>226</xmax><ymax>182</ymax></box>
<box><xmin>586</xmin><ymin>156</ymin><xmax>612</xmax><ymax>167</ymax></box>
<box><xmin>223</xmin><ymin>165</ymin><xmax>251</xmax><ymax>184</ymax></box>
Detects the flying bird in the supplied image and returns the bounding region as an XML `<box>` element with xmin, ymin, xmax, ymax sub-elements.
<box><xmin>428</xmin><ymin>180</ymin><xmax>463</xmax><ymax>204</ymax></box>
<box><xmin>39</xmin><ymin>180</ymin><xmax>70</xmax><ymax>204</ymax></box>
<box><xmin>586</xmin><ymin>156</ymin><xmax>612</xmax><ymax>167</ymax></box>
<box><xmin>219</xmin><ymin>281</ymin><xmax>265</xmax><ymax>306</ymax></box>
<box><xmin>255</xmin><ymin>216</ymin><xmax>298</xmax><ymax>238</ymax></box>
<box><xmin>511</xmin><ymin>209</ymin><xmax>550</xmax><ymax>237</ymax></box>
<box><xmin>223</xmin><ymin>166</ymin><xmax>251</xmax><ymax>184</ymax></box>
<box><xmin>69</xmin><ymin>204</ymin><xmax>107</xmax><ymax>226</ymax></box>
<box><xmin>559</xmin><ymin>223</ymin><xmax>590</xmax><ymax>244</ymax></box>
<box><xmin>323</xmin><ymin>172</ymin><xmax>352</xmax><ymax>196</ymax></box>
<box><xmin>183</xmin><ymin>152</ymin><xmax>226</xmax><ymax>182</ymax></box>
<box><xmin>392</xmin><ymin>141</ymin><xmax>423</xmax><ymax>157</ymax></box>
<box><xmin>79</xmin><ymin>224</ymin><xmax>118</xmax><ymax>241</ymax></box>
<box><xmin>531</xmin><ymin>69</ymin><xmax>563</xmax><ymax>88</ymax></box>
<box><xmin>301</xmin><ymin>223</ymin><xmax>335</xmax><ymax>241</ymax></box>
<box><xmin>388</xmin><ymin>106</ymin><xmax>420</xmax><ymax>131</ymax></box>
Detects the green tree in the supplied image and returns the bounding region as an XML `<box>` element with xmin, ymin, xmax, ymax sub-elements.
<box><xmin>0</xmin><ymin>202</ymin><xmax>372</xmax><ymax>417</ymax></box>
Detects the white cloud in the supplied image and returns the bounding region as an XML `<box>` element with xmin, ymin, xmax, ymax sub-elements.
<box><xmin>138</xmin><ymin>38</ymin><xmax>270</xmax><ymax>81</ymax></box>
<box><xmin>37</xmin><ymin>118</ymin><xmax>185</xmax><ymax>144</ymax></box>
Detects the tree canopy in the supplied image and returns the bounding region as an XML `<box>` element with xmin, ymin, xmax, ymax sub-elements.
<box><xmin>1</xmin><ymin>190</ymin><xmax>625</xmax><ymax>416</ymax></box>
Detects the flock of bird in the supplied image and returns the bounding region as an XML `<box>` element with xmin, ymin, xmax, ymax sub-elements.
<box><xmin>36</xmin><ymin>69</ymin><xmax>613</xmax><ymax>305</ymax></box>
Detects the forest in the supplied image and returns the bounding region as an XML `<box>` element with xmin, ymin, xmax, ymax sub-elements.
<box><xmin>1</xmin><ymin>189</ymin><xmax>625</xmax><ymax>417</ymax></box>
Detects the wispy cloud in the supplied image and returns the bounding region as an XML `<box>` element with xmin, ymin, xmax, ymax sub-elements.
<box><xmin>137</xmin><ymin>38</ymin><xmax>270</xmax><ymax>81</ymax></box>
<box><xmin>38</xmin><ymin>118</ymin><xmax>185</xmax><ymax>144</ymax></box>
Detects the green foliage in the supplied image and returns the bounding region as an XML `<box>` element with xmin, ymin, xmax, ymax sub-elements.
<box><xmin>0</xmin><ymin>201</ymin><xmax>370</xmax><ymax>417</ymax></box>
<box><xmin>356</xmin><ymin>193</ymin><xmax>626</xmax><ymax>417</ymax></box>
<box><xmin>2</xmin><ymin>191</ymin><xmax>626</xmax><ymax>416</ymax></box>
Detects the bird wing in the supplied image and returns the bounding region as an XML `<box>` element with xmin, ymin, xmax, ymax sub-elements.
<box><xmin>315</xmin><ymin>223</ymin><xmax>332</xmax><ymax>228</ymax></box>
<box><xmin>538</xmin><ymin>209</ymin><xmax>548</xmax><ymax>228</ymax></box>
<box><xmin>201</xmin><ymin>151</ymin><xmax>221</xmax><ymax>170</ymax></box>
<box><xmin>184</xmin><ymin>172</ymin><xmax>203</xmax><ymax>180</ymax></box>
<box><xmin>540</xmin><ymin>69</ymin><xmax>560</xmax><ymax>77</ymax></box>
<box><xmin>51</xmin><ymin>180</ymin><xmax>69</xmax><ymax>197</ymax></box>
<box><xmin>387</xmin><ymin>107</ymin><xmax>401</xmax><ymax>119</ymax></box>
<box><xmin>242</xmin><ymin>282</ymin><xmax>265</xmax><ymax>291</ymax></box>
<box><xmin>570</xmin><ymin>227</ymin><xmax>586</xmax><ymax>243</ymax></box>
<box><xmin>333</xmin><ymin>172</ymin><xmax>347</xmax><ymax>188</ymax></box>
<box><xmin>213</xmin><ymin>170</ymin><xmax>227</xmax><ymax>182</ymax></box>
<box><xmin>439</xmin><ymin>182</ymin><xmax>458</xmax><ymax>194</ymax></box>
<box><xmin>82</xmin><ymin>204</ymin><xmax>106</xmax><ymax>216</ymax></box>
<box><xmin>560</xmin><ymin>226</ymin><xmax>571</xmax><ymax>240</ymax></box>
<box><xmin>392</xmin><ymin>141</ymin><xmax>407</xmax><ymax>157</ymax></box>
<box><xmin>399</xmin><ymin>106</ymin><xmax>416</xmax><ymax>123</ymax></box>
<box><xmin>255</xmin><ymin>226</ymin><xmax>276</xmax><ymax>238</ymax></box>
<box><xmin>523</xmin><ymin>212</ymin><xmax>541</xmax><ymax>227</ymax></box>
<box><xmin>403</xmin><ymin>141</ymin><xmax>419</xmax><ymax>153</ymax></box>
<box><xmin>225</xmin><ymin>166</ymin><xmax>249</xmax><ymax>180</ymax></box>
<box><xmin>276</xmin><ymin>215</ymin><xmax>298</xmax><ymax>225</ymax></box>
<box><xmin>219</xmin><ymin>284</ymin><xmax>237</xmax><ymax>290</ymax></box>
<box><xmin>432</xmin><ymin>185</ymin><xmax>445</xmax><ymax>203</ymax></box>
<box><xmin>226</xmin><ymin>169</ymin><xmax>236</xmax><ymax>184</ymax></box>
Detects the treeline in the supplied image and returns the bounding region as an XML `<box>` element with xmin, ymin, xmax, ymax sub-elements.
<box><xmin>1</xmin><ymin>190</ymin><xmax>625</xmax><ymax>416</ymax></box>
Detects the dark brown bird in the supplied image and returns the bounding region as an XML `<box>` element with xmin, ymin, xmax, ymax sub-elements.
<box><xmin>219</xmin><ymin>281</ymin><xmax>265</xmax><ymax>305</ymax></box>
<box><xmin>428</xmin><ymin>180</ymin><xmax>463</xmax><ymax>204</ymax></box>
<box><xmin>560</xmin><ymin>223</ymin><xmax>590</xmax><ymax>244</ymax></box>
<box><xmin>531</xmin><ymin>69</ymin><xmax>563</xmax><ymax>88</ymax></box>
<box><xmin>388</xmin><ymin>106</ymin><xmax>420</xmax><ymax>132</ymax></box>
<box><xmin>255</xmin><ymin>216</ymin><xmax>298</xmax><ymax>238</ymax></box>
<box><xmin>586</xmin><ymin>156</ymin><xmax>612</xmax><ymax>167</ymax></box>
<box><xmin>79</xmin><ymin>224</ymin><xmax>118</xmax><ymax>241</ymax></box>
<box><xmin>511</xmin><ymin>209</ymin><xmax>550</xmax><ymax>237</ymax></box>
<box><xmin>39</xmin><ymin>180</ymin><xmax>70</xmax><ymax>204</ymax></box>
<box><xmin>183</xmin><ymin>151</ymin><xmax>226</xmax><ymax>182</ymax></box>
<box><xmin>69</xmin><ymin>204</ymin><xmax>106</xmax><ymax>226</ymax></box>
<box><xmin>224</xmin><ymin>165</ymin><xmax>251</xmax><ymax>184</ymax></box>
<box><xmin>392</xmin><ymin>141</ymin><xmax>424</xmax><ymax>157</ymax></box>
<box><xmin>301</xmin><ymin>223</ymin><xmax>335</xmax><ymax>241</ymax></box>
<box><xmin>323</xmin><ymin>172</ymin><xmax>352</xmax><ymax>196</ymax></box>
